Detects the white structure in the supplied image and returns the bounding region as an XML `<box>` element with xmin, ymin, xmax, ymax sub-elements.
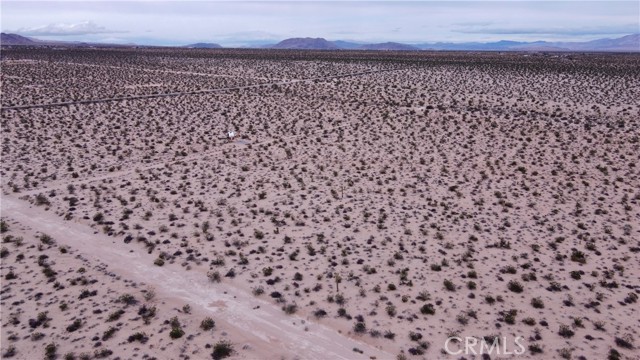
<box><xmin>227</xmin><ymin>131</ymin><xmax>235</xmax><ymax>141</ymax></box>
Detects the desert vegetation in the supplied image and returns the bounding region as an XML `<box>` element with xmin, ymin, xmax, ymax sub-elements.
<box><xmin>1</xmin><ymin>48</ymin><xmax>639</xmax><ymax>359</ymax></box>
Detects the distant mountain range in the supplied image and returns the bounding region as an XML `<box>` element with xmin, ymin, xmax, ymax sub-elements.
<box><xmin>183</xmin><ymin>42</ymin><xmax>222</xmax><ymax>49</ymax></box>
<box><xmin>415</xmin><ymin>34</ymin><xmax>640</xmax><ymax>52</ymax></box>
<box><xmin>266</xmin><ymin>35</ymin><xmax>639</xmax><ymax>52</ymax></box>
<box><xmin>268</xmin><ymin>38</ymin><xmax>418</xmax><ymax>50</ymax></box>
<box><xmin>2</xmin><ymin>32</ymin><xmax>638</xmax><ymax>52</ymax></box>
<box><xmin>0</xmin><ymin>32</ymin><xmax>132</xmax><ymax>48</ymax></box>
<box><xmin>271</xmin><ymin>37</ymin><xmax>338</xmax><ymax>49</ymax></box>
<box><xmin>1</xmin><ymin>33</ymin><xmax>39</xmax><ymax>46</ymax></box>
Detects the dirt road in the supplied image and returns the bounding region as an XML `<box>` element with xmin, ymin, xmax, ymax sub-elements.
<box><xmin>1</xmin><ymin>68</ymin><xmax>406</xmax><ymax>111</ymax></box>
<box><xmin>1</xmin><ymin>194</ymin><xmax>392</xmax><ymax>360</ymax></box>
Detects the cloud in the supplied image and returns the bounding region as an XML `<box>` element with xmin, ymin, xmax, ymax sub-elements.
<box><xmin>15</xmin><ymin>21</ymin><xmax>126</xmax><ymax>36</ymax></box>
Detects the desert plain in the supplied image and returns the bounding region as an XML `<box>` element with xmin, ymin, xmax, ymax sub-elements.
<box><xmin>1</xmin><ymin>48</ymin><xmax>639</xmax><ymax>360</ymax></box>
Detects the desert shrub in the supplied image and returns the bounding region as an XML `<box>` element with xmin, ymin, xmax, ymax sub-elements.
<box><xmin>35</xmin><ymin>194</ymin><xmax>51</xmax><ymax>206</ymax></box>
<box><xmin>45</xmin><ymin>343</ymin><xmax>57</xmax><ymax>360</ymax></box>
<box><xmin>467</xmin><ymin>281</ymin><xmax>477</xmax><ymax>290</ymax></box>
<box><xmin>409</xmin><ymin>331</ymin><xmax>423</xmax><ymax>341</ymax></box>
<box><xmin>353</xmin><ymin>322</ymin><xmax>367</xmax><ymax>333</ymax></box>
<box><xmin>66</xmin><ymin>319</ymin><xmax>82</xmax><ymax>332</ymax></box>
<box><xmin>42</xmin><ymin>266</ymin><xmax>57</xmax><ymax>279</ymax></box>
<box><xmin>528</xmin><ymin>343</ymin><xmax>543</xmax><ymax>354</ymax></box>
<box><xmin>420</xmin><ymin>303</ymin><xmax>435</xmax><ymax>315</ymax></box>
<box><xmin>531</xmin><ymin>297</ymin><xmax>544</xmax><ymax>309</ymax></box>
<box><xmin>92</xmin><ymin>212</ymin><xmax>104</xmax><ymax>222</ymax></box>
<box><xmin>2</xmin><ymin>345</ymin><xmax>16</xmax><ymax>358</ymax></box>
<box><xmin>208</xmin><ymin>271</ymin><xmax>221</xmax><ymax>283</ymax></box>
<box><xmin>127</xmin><ymin>332</ymin><xmax>148</xmax><ymax>343</ymax></box>
<box><xmin>169</xmin><ymin>326</ymin><xmax>184</xmax><ymax>339</ymax></box>
<box><xmin>608</xmin><ymin>349</ymin><xmax>621</xmax><ymax>360</ymax></box>
<box><xmin>624</xmin><ymin>292</ymin><xmax>638</xmax><ymax>304</ymax></box>
<box><xmin>558</xmin><ymin>324</ymin><xmax>574</xmax><ymax>338</ymax></box>
<box><xmin>39</xmin><ymin>234</ymin><xmax>55</xmax><ymax>245</ymax></box>
<box><xmin>212</xmin><ymin>340</ymin><xmax>234</xmax><ymax>359</ymax></box>
<box><xmin>94</xmin><ymin>348</ymin><xmax>113</xmax><ymax>358</ymax></box>
<box><xmin>200</xmin><ymin>317</ymin><xmax>215</xmax><ymax>331</ymax></box>
<box><xmin>387</xmin><ymin>283</ymin><xmax>397</xmax><ymax>291</ymax></box>
<box><xmin>314</xmin><ymin>309</ymin><xmax>328</xmax><ymax>318</ymax></box>
<box><xmin>282</xmin><ymin>303</ymin><xmax>298</xmax><ymax>314</ymax></box>
<box><xmin>508</xmin><ymin>280</ymin><xmax>524</xmax><ymax>293</ymax></box>
<box><xmin>503</xmin><ymin>309</ymin><xmax>517</xmax><ymax>324</ymax></box>
<box><xmin>443</xmin><ymin>279</ymin><xmax>455</xmax><ymax>291</ymax></box>
<box><xmin>571</xmin><ymin>249</ymin><xmax>587</xmax><ymax>264</ymax></box>
<box><xmin>143</xmin><ymin>288</ymin><xmax>156</xmax><ymax>302</ymax></box>
<box><xmin>456</xmin><ymin>313</ymin><xmax>469</xmax><ymax>325</ymax></box>
<box><xmin>106</xmin><ymin>309</ymin><xmax>125</xmax><ymax>322</ymax></box>
<box><xmin>416</xmin><ymin>291</ymin><xmax>430</xmax><ymax>301</ymax></box>
<box><xmin>102</xmin><ymin>326</ymin><xmax>118</xmax><ymax>341</ymax></box>
<box><xmin>211</xmin><ymin>256</ymin><xmax>225</xmax><ymax>266</ymax></box>
<box><xmin>614</xmin><ymin>334</ymin><xmax>634</xmax><ymax>349</ymax></box>
<box><xmin>0</xmin><ymin>220</ymin><xmax>9</xmax><ymax>233</ymax></box>
<box><xmin>386</xmin><ymin>305</ymin><xmax>397</xmax><ymax>317</ymax></box>
<box><xmin>252</xmin><ymin>286</ymin><xmax>264</xmax><ymax>296</ymax></box>
<box><xmin>558</xmin><ymin>348</ymin><xmax>573</xmax><ymax>359</ymax></box>
<box><xmin>138</xmin><ymin>305</ymin><xmax>157</xmax><ymax>325</ymax></box>
<box><xmin>262</xmin><ymin>267</ymin><xmax>273</xmax><ymax>276</ymax></box>
<box><xmin>119</xmin><ymin>294</ymin><xmax>137</xmax><ymax>305</ymax></box>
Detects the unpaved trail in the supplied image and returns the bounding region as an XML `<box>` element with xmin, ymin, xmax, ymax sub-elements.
<box><xmin>15</xmin><ymin>119</ymin><xmax>353</xmax><ymax>197</ymax></box>
<box><xmin>0</xmin><ymin>67</ymin><xmax>407</xmax><ymax>111</ymax></box>
<box><xmin>1</xmin><ymin>194</ymin><xmax>392</xmax><ymax>360</ymax></box>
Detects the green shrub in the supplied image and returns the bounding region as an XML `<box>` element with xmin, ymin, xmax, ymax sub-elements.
<box><xmin>44</xmin><ymin>343</ymin><xmax>57</xmax><ymax>360</ymax></box>
<box><xmin>200</xmin><ymin>317</ymin><xmax>216</xmax><ymax>331</ymax></box>
<box><xmin>212</xmin><ymin>340</ymin><xmax>234</xmax><ymax>359</ymax></box>
<box><xmin>169</xmin><ymin>327</ymin><xmax>184</xmax><ymax>339</ymax></box>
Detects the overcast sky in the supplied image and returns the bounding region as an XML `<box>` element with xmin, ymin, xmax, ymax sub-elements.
<box><xmin>2</xmin><ymin>1</ymin><xmax>638</xmax><ymax>46</ymax></box>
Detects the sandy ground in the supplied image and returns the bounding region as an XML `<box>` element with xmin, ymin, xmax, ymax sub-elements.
<box><xmin>2</xmin><ymin>48</ymin><xmax>639</xmax><ymax>360</ymax></box>
<box><xmin>1</xmin><ymin>194</ymin><xmax>391</xmax><ymax>359</ymax></box>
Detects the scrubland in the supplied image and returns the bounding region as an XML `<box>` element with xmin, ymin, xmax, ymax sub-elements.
<box><xmin>1</xmin><ymin>48</ymin><xmax>639</xmax><ymax>359</ymax></box>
